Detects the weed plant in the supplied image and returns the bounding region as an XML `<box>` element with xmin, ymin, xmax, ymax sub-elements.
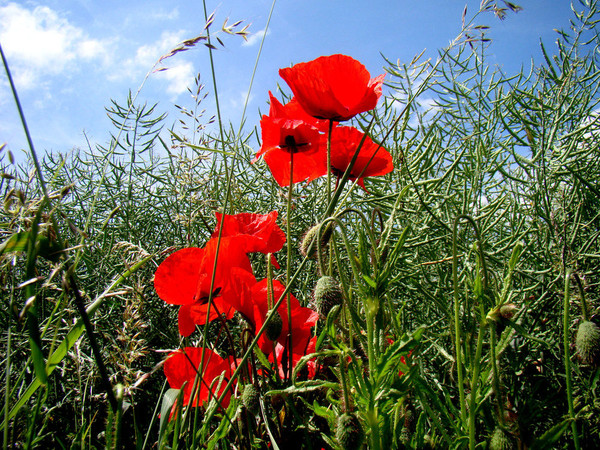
<box><xmin>2</xmin><ymin>1</ymin><xmax>600</xmax><ymax>448</ymax></box>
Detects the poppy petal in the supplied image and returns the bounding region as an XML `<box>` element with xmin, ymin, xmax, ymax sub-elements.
<box><xmin>154</xmin><ymin>248</ymin><xmax>204</xmax><ymax>305</ymax></box>
<box><xmin>279</xmin><ymin>54</ymin><xmax>385</xmax><ymax>121</ymax></box>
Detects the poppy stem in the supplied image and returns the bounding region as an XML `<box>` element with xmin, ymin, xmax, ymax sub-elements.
<box><xmin>326</xmin><ymin>119</ymin><xmax>333</xmax><ymax>204</ymax></box>
<box><xmin>286</xmin><ymin>150</ymin><xmax>294</xmax><ymax>381</ymax></box>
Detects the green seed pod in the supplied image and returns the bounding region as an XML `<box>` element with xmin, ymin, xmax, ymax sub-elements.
<box><xmin>241</xmin><ymin>384</ymin><xmax>260</xmax><ymax>415</ymax></box>
<box><xmin>336</xmin><ymin>413</ymin><xmax>364</xmax><ymax>450</ymax></box>
<box><xmin>489</xmin><ymin>426</ymin><xmax>515</xmax><ymax>450</ymax></box>
<box><xmin>314</xmin><ymin>276</ymin><xmax>343</xmax><ymax>317</ymax></box>
<box><xmin>576</xmin><ymin>320</ymin><xmax>600</xmax><ymax>365</ymax></box>
<box><xmin>300</xmin><ymin>222</ymin><xmax>333</xmax><ymax>258</ymax></box>
<box><xmin>265</xmin><ymin>309</ymin><xmax>283</xmax><ymax>341</ymax></box>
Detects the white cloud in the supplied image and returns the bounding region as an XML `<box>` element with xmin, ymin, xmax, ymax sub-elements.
<box><xmin>157</xmin><ymin>61</ymin><xmax>195</xmax><ymax>98</ymax></box>
<box><xmin>242</xmin><ymin>28</ymin><xmax>269</xmax><ymax>47</ymax></box>
<box><xmin>149</xmin><ymin>7</ymin><xmax>179</xmax><ymax>21</ymax></box>
<box><xmin>113</xmin><ymin>30</ymin><xmax>187</xmax><ymax>82</ymax></box>
<box><xmin>0</xmin><ymin>2</ymin><xmax>112</xmax><ymax>89</ymax></box>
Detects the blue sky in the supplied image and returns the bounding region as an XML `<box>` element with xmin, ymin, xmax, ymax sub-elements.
<box><xmin>0</xmin><ymin>1</ymin><xmax>574</xmax><ymax>163</ymax></box>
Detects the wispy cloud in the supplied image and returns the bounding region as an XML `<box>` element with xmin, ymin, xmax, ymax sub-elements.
<box><xmin>242</xmin><ymin>28</ymin><xmax>269</xmax><ymax>47</ymax></box>
<box><xmin>0</xmin><ymin>2</ymin><xmax>112</xmax><ymax>89</ymax></box>
<box><xmin>157</xmin><ymin>61</ymin><xmax>196</xmax><ymax>98</ymax></box>
<box><xmin>112</xmin><ymin>30</ymin><xmax>187</xmax><ymax>82</ymax></box>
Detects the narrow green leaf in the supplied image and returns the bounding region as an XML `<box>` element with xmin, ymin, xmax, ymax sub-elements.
<box><xmin>159</xmin><ymin>388</ymin><xmax>183</xmax><ymax>445</ymax></box>
<box><xmin>529</xmin><ymin>418</ymin><xmax>572</xmax><ymax>450</ymax></box>
<box><xmin>362</xmin><ymin>274</ymin><xmax>377</xmax><ymax>289</ymax></box>
<box><xmin>0</xmin><ymin>231</ymin><xmax>29</xmax><ymax>254</ymax></box>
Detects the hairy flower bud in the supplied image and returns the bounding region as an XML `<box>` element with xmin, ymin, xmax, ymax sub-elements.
<box><xmin>313</xmin><ymin>276</ymin><xmax>343</xmax><ymax>317</ymax></box>
<box><xmin>489</xmin><ymin>426</ymin><xmax>515</xmax><ymax>450</ymax></box>
<box><xmin>300</xmin><ymin>222</ymin><xmax>333</xmax><ymax>258</ymax></box>
<box><xmin>576</xmin><ymin>320</ymin><xmax>600</xmax><ymax>365</ymax></box>
<box><xmin>265</xmin><ymin>309</ymin><xmax>283</xmax><ymax>341</ymax></box>
<box><xmin>241</xmin><ymin>384</ymin><xmax>260</xmax><ymax>415</ymax></box>
<box><xmin>336</xmin><ymin>413</ymin><xmax>364</xmax><ymax>450</ymax></box>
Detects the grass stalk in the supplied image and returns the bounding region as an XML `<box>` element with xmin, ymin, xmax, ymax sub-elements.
<box><xmin>563</xmin><ymin>269</ymin><xmax>581</xmax><ymax>450</ymax></box>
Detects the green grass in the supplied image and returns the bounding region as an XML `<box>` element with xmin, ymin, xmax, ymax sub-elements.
<box><xmin>2</xmin><ymin>0</ymin><xmax>600</xmax><ymax>448</ymax></box>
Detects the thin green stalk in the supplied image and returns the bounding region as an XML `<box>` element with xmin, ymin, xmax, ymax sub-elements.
<box><xmin>489</xmin><ymin>322</ymin><xmax>505</xmax><ymax>426</ymax></box>
<box><xmin>563</xmin><ymin>269</ymin><xmax>581</xmax><ymax>450</ymax></box>
<box><xmin>468</xmin><ymin>306</ymin><xmax>486</xmax><ymax>450</ymax></box>
<box><xmin>24</xmin><ymin>387</ymin><xmax>45</xmax><ymax>450</ymax></box>
<box><xmin>202</xmin><ymin>0</ymin><xmax>229</xmax><ymax>186</ymax></box>
<box><xmin>365</xmin><ymin>305</ymin><xmax>381</xmax><ymax>450</ymax></box>
<box><xmin>3</xmin><ymin>293</ymin><xmax>11</xmax><ymax>450</ymax></box>
<box><xmin>327</xmin><ymin>119</ymin><xmax>333</xmax><ymax>204</ymax></box>
<box><xmin>67</xmin><ymin>274</ymin><xmax>118</xmax><ymax>412</ymax></box>
<box><xmin>286</xmin><ymin>149</ymin><xmax>294</xmax><ymax>380</ymax></box>
<box><xmin>339</xmin><ymin>352</ymin><xmax>351</xmax><ymax>412</ymax></box>
<box><xmin>452</xmin><ymin>217</ymin><xmax>467</xmax><ymax>427</ymax></box>
<box><xmin>573</xmin><ymin>272</ymin><xmax>589</xmax><ymax>321</ymax></box>
<box><xmin>267</xmin><ymin>256</ymin><xmax>282</xmax><ymax>383</ymax></box>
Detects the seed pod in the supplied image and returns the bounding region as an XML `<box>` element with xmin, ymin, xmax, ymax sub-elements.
<box><xmin>336</xmin><ymin>413</ymin><xmax>364</xmax><ymax>450</ymax></box>
<box><xmin>241</xmin><ymin>384</ymin><xmax>260</xmax><ymax>415</ymax></box>
<box><xmin>313</xmin><ymin>276</ymin><xmax>343</xmax><ymax>317</ymax></box>
<box><xmin>265</xmin><ymin>309</ymin><xmax>283</xmax><ymax>341</ymax></box>
<box><xmin>576</xmin><ymin>320</ymin><xmax>600</xmax><ymax>365</ymax></box>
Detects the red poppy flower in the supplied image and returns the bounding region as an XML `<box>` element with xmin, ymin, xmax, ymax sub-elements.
<box><xmin>154</xmin><ymin>239</ymin><xmax>255</xmax><ymax>336</ymax></box>
<box><xmin>250</xmin><ymin>278</ymin><xmax>319</xmax><ymax>356</ymax></box>
<box><xmin>279</xmin><ymin>54</ymin><xmax>385</xmax><ymax>121</ymax></box>
<box><xmin>212</xmin><ymin>211</ymin><xmax>286</xmax><ymax>255</ymax></box>
<box><xmin>327</xmin><ymin>126</ymin><xmax>393</xmax><ymax>189</ymax></box>
<box><xmin>255</xmin><ymin>92</ymin><xmax>328</xmax><ymax>186</ymax></box>
<box><xmin>164</xmin><ymin>347</ymin><xmax>235</xmax><ymax>410</ymax></box>
<box><xmin>271</xmin><ymin>336</ymin><xmax>318</xmax><ymax>379</ymax></box>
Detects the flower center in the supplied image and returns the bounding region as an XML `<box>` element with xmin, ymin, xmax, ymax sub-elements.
<box><xmin>281</xmin><ymin>135</ymin><xmax>309</xmax><ymax>153</ymax></box>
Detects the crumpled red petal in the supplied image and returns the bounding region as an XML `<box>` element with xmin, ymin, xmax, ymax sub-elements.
<box><xmin>279</xmin><ymin>54</ymin><xmax>385</xmax><ymax>121</ymax></box>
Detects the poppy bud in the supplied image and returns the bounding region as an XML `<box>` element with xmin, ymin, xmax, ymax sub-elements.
<box><xmin>241</xmin><ymin>384</ymin><xmax>260</xmax><ymax>415</ymax></box>
<box><xmin>300</xmin><ymin>222</ymin><xmax>333</xmax><ymax>258</ymax></box>
<box><xmin>336</xmin><ymin>413</ymin><xmax>364</xmax><ymax>450</ymax></box>
<box><xmin>265</xmin><ymin>309</ymin><xmax>283</xmax><ymax>341</ymax></box>
<box><xmin>500</xmin><ymin>303</ymin><xmax>518</xmax><ymax>319</ymax></box>
<box><xmin>576</xmin><ymin>320</ymin><xmax>600</xmax><ymax>365</ymax></box>
<box><xmin>313</xmin><ymin>276</ymin><xmax>343</xmax><ymax>317</ymax></box>
<box><xmin>400</xmin><ymin>408</ymin><xmax>414</xmax><ymax>445</ymax></box>
<box><xmin>489</xmin><ymin>426</ymin><xmax>515</xmax><ymax>450</ymax></box>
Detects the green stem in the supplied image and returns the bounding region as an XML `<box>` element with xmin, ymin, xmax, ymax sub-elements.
<box><xmin>3</xmin><ymin>295</ymin><xmax>11</xmax><ymax>450</ymax></box>
<box><xmin>489</xmin><ymin>321</ymin><xmax>505</xmax><ymax>426</ymax></box>
<box><xmin>286</xmin><ymin>150</ymin><xmax>294</xmax><ymax>380</ymax></box>
<box><xmin>573</xmin><ymin>272</ymin><xmax>589</xmax><ymax>321</ymax></box>
<box><xmin>563</xmin><ymin>269</ymin><xmax>581</xmax><ymax>450</ymax></box>
<box><xmin>366</xmin><ymin>302</ymin><xmax>380</xmax><ymax>450</ymax></box>
<box><xmin>67</xmin><ymin>274</ymin><xmax>118</xmax><ymax>412</ymax></box>
<box><xmin>452</xmin><ymin>217</ymin><xmax>467</xmax><ymax>427</ymax></box>
<box><xmin>468</xmin><ymin>307</ymin><xmax>486</xmax><ymax>450</ymax></box>
<box><xmin>327</xmin><ymin>119</ymin><xmax>333</xmax><ymax>204</ymax></box>
<box><xmin>339</xmin><ymin>352</ymin><xmax>351</xmax><ymax>412</ymax></box>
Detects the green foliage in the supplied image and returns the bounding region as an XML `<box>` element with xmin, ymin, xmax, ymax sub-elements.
<box><xmin>2</xmin><ymin>0</ymin><xmax>600</xmax><ymax>448</ymax></box>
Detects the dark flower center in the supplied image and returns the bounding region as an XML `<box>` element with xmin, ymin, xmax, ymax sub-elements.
<box><xmin>281</xmin><ymin>135</ymin><xmax>309</xmax><ymax>153</ymax></box>
<box><xmin>195</xmin><ymin>286</ymin><xmax>222</xmax><ymax>304</ymax></box>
